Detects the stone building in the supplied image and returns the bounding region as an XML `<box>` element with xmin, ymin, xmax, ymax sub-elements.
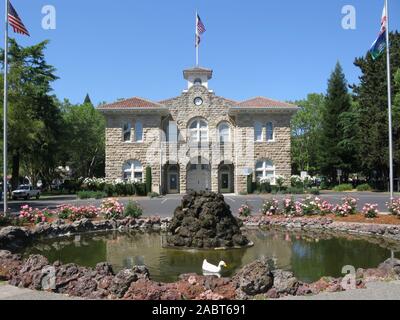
<box><xmin>98</xmin><ymin>66</ymin><xmax>298</xmax><ymax>195</ymax></box>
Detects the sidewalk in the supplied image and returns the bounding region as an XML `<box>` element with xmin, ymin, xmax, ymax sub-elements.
<box><xmin>0</xmin><ymin>283</ymin><xmax>80</xmax><ymax>300</ymax></box>
<box><xmin>280</xmin><ymin>281</ymin><xmax>400</xmax><ymax>300</ymax></box>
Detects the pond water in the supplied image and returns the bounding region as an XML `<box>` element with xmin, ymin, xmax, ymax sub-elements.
<box><xmin>20</xmin><ymin>228</ymin><xmax>400</xmax><ymax>283</ymax></box>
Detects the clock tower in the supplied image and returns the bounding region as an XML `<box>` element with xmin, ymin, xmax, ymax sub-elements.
<box><xmin>183</xmin><ymin>67</ymin><xmax>213</xmax><ymax>91</ymax></box>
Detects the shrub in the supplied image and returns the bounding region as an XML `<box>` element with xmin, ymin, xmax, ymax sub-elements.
<box><xmin>333</xmin><ymin>184</ymin><xmax>353</xmax><ymax>192</ymax></box>
<box><xmin>77</xmin><ymin>191</ymin><xmax>107</xmax><ymax>199</ymax></box>
<box><xmin>135</xmin><ymin>183</ymin><xmax>147</xmax><ymax>196</ymax></box>
<box><xmin>148</xmin><ymin>192</ymin><xmax>160</xmax><ymax>198</ymax></box>
<box><xmin>260</xmin><ymin>199</ymin><xmax>280</xmax><ymax>216</ymax></box>
<box><xmin>284</xmin><ymin>187</ymin><xmax>305</xmax><ymax>195</ymax></box>
<box><xmin>247</xmin><ymin>175</ymin><xmax>253</xmax><ymax>194</ymax></box>
<box><xmin>104</xmin><ymin>184</ymin><xmax>116</xmax><ymax>197</ymax></box>
<box><xmin>19</xmin><ymin>205</ymin><xmax>53</xmax><ymax>224</ymax></box>
<box><xmin>0</xmin><ymin>213</ymin><xmax>11</xmax><ymax>226</ymax></box>
<box><xmin>146</xmin><ymin>167</ymin><xmax>152</xmax><ymax>194</ymax></box>
<box><xmin>100</xmin><ymin>198</ymin><xmax>124</xmax><ymax>219</ymax></box>
<box><xmin>290</xmin><ymin>175</ymin><xmax>303</xmax><ymax>188</ymax></box>
<box><xmin>275</xmin><ymin>175</ymin><xmax>285</xmax><ymax>191</ymax></box>
<box><xmin>257</xmin><ymin>178</ymin><xmax>272</xmax><ymax>193</ymax></box>
<box><xmin>57</xmin><ymin>205</ymin><xmax>99</xmax><ymax>221</ymax></box>
<box><xmin>387</xmin><ymin>198</ymin><xmax>400</xmax><ymax>216</ymax></box>
<box><xmin>316</xmin><ymin>198</ymin><xmax>334</xmax><ymax>215</ymax></box>
<box><xmin>238</xmin><ymin>203</ymin><xmax>252</xmax><ymax>217</ymax></box>
<box><xmin>124</xmin><ymin>201</ymin><xmax>143</xmax><ymax>218</ymax></box>
<box><xmin>301</xmin><ymin>197</ymin><xmax>320</xmax><ymax>216</ymax></box>
<box><xmin>309</xmin><ymin>188</ymin><xmax>320</xmax><ymax>195</ymax></box>
<box><xmin>357</xmin><ymin>184</ymin><xmax>372</xmax><ymax>192</ymax></box>
<box><xmin>282</xmin><ymin>198</ymin><xmax>303</xmax><ymax>216</ymax></box>
<box><xmin>333</xmin><ymin>197</ymin><xmax>358</xmax><ymax>217</ymax></box>
<box><xmin>362</xmin><ymin>203</ymin><xmax>379</xmax><ymax>218</ymax></box>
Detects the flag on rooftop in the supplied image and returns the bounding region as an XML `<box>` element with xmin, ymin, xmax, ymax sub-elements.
<box><xmin>196</xmin><ymin>14</ymin><xmax>206</xmax><ymax>47</ymax></box>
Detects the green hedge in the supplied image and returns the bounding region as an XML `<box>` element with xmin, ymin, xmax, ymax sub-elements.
<box><xmin>333</xmin><ymin>184</ymin><xmax>353</xmax><ymax>192</ymax></box>
<box><xmin>356</xmin><ymin>183</ymin><xmax>372</xmax><ymax>192</ymax></box>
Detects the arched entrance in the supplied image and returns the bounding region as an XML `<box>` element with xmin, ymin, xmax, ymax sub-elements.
<box><xmin>187</xmin><ymin>157</ymin><xmax>211</xmax><ymax>192</ymax></box>
<box><xmin>218</xmin><ymin>162</ymin><xmax>234</xmax><ymax>194</ymax></box>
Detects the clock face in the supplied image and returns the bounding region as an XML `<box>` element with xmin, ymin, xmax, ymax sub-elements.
<box><xmin>194</xmin><ymin>97</ymin><xmax>203</xmax><ymax>106</ymax></box>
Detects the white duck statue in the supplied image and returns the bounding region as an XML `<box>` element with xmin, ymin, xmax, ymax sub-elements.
<box><xmin>202</xmin><ymin>259</ymin><xmax>228</xmax><ymax>273</ymax></box>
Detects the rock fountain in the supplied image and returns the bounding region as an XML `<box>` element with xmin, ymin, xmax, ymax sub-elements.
<box><xmin>166</xmin><ymin>191</ymin><xmax>251</xmax><ymax>249</ymax></box>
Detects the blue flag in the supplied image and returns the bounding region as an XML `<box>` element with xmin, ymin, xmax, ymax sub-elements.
<box><xmin>369</xmin><ymin>4</ymin><xmax>387</xmax><ymax>60</ymax></box>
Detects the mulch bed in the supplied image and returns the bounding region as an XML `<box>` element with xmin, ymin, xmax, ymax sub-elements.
<box><xmin>330</xmin><ymin>214</ymin><xmax>400</xmax><ymax>225</ymax></box>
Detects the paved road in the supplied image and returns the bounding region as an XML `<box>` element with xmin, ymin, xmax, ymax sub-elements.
<box><xmin>0</xmin><ymin>191</ymin><xmax>398</xmax><ymax>217</ymax></box>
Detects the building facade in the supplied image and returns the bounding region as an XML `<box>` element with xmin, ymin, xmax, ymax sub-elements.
<box><xmin>99</xmin><ymin>67</ymin><xmax>298</xmax><ymax>195</ymax></box>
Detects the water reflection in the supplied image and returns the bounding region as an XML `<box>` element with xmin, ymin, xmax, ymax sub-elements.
<box><xmin>21</xmin><ymin>228</ymin><xmax>400</xmax><ymax>283</ymax></box>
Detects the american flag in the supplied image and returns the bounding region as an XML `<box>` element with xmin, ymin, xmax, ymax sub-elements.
<box><xmin>196</xmin><ymin>14</ymin><xmax>206</xmax><ymax>47</ymax></box>
<box><xmin>8</xmin><ymin>1</ymin><xmax>30</xmax><ymax>36</ymax></box>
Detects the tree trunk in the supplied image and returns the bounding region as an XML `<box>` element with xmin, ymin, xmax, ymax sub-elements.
<box><xmin>11</xmin><ymin>153</ymin><xmax>20</xmax><ymax>190</ymax></box>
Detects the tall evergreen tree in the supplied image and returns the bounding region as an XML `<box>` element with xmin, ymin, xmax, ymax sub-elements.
<box><xmin>319</xmin><ymin>62</ymin><xmax>354</xmax><ymax>182</ymax></box>
<box><xmin>84</xmin><ymin>93</ymin><xmax>92</xmax><ymax>105</ymax></box>
<box><xmin>352</xmin><ymin>32</ymin><xmax>400</xmax><ymax>188</ymax></box>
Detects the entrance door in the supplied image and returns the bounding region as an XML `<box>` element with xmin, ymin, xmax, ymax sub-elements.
<box><xmin>168</xmin><ymin>173</ymin><xmax>178</xmax><ymax>194</ymax></box>
<box><xmin>187</xmin><ymin>164</ymin><xmax>211</xmax><ymax>192</ymax></box>
<box><xmin>219</xmin><ymin>164</ymin><xmax>233</xmax><ymax>194</ymax></box>
<box><xmin>220</xmin><ymin>172</ymin><xmax>230</xmax><ymax>193</ymax></box>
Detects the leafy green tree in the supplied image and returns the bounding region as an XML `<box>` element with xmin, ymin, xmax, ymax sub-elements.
<box><xmin>319</xmin><ymin>62</ymin><xmax>354</xmax><ymax>182</ymax></box>
<box><xmin>61</xmin><ymin>100</ymin><xmax>105</xmax><ymax>178</ymax></box>
<box><xmin>0</xmin><ymin>39</ymin><xmax>61</xmax><ymax>189</ymax></box>
<box><xmin>291</xmin><ymin>93</ymin><xmax>324</xmax><ymax>175</ymax></box>
<box><xmin>352</xmin><ymin>32</ymin><xmax>400</xmax><ymax>188</ymax></box>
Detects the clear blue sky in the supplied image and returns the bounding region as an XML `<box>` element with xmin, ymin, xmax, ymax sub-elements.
<box><xmin>2</xmin><ymin>0</ymin><xmax>400</xmax><ymax>105</ymax></box>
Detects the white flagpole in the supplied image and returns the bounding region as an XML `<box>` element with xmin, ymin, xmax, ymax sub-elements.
<box><xmin>3</xmin><ymin>0</ymin><xmax>8</xmax><ymax>215</ymax></box>
<box><xmin>195</xmin><ymin>10</ymin><xmax>199</xmax><ymax>66</ymax></box>
<box><xmin>385</xmin><ymin>0</ymin><xmax>394</xmax><ymax>200</ymax></box>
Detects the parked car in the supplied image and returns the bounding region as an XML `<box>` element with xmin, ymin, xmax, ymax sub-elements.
<box><xmin>12</xmin><ymin>185</ymin><xmax>41</xmax><ymax>200</ymax></box>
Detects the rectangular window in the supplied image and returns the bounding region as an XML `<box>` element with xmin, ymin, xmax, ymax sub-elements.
<box><xmin>123</xmin><ymin>123</ymin><xmax>131</xmax><ymax>142</ymax></box>
<box><xmin>254</xmin><ymin>122</ymin><xmax>263</xmax><ymax>142</ymax></box>
<box><xmin>168</xmin><ymin>122</ymin><xmax>178</xmax><ymax>142</ymax></box>
<box><xmin>134</xmin><ymin>172</ymin><xmax>143</xmax><ymax>181</ymax></box>
<box><xmin>266</xmin><ymin>122</ymin><xmax>274</xmax><ymax>141</ymax></box>
<box><xmin>135</xmin><ymin>121</ymin><xmax>143</xmax><ymax>142</ymax></box>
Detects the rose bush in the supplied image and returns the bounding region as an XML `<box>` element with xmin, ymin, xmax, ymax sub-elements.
<box><xmin>260</xmin><ymin>199</ymin><xmax>280</xmax><ymax>216</ymax></box>
<box><xmin>100</xmin><ymin>198</ymin><xmax>124</xmax><ymax>219</ymax></box>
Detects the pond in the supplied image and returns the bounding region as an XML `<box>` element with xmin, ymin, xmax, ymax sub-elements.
<box><xmin>20</xmin><ymin>228</ymin><xmax>400</xmax><ymax>283</ymax></box>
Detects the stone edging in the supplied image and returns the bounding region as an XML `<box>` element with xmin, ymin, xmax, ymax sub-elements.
<box><xmin>242</xmin><ymin>216</ymin><xmax>400</xmax><ymax>242</ymax></box>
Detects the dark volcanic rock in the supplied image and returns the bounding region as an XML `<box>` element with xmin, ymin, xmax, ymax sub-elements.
<box><xmin>233</xmin><ymin>258</ymin><xmax>274</xmax><ymax>297</ymax></box>
<box><xmin>0</xmin><ymin>227</ymin><xmax>31</xmax><ymax>251</ymax></box>
<box><xmin>166</xmin><ymin>191</ymin><xmax>249</xmax><ymax>248</ymax></box>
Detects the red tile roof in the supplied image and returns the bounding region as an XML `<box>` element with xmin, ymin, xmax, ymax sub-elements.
<box><xmin>98</xmin><ymin>97</ymin><xmax>165</xmax><ymax>110</ymax></box>
<box><xmin>237</xmin><ymin>97</ymin><xmax>296</xmax><ymax>108</ymax></box>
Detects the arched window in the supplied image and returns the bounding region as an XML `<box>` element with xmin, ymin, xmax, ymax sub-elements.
<box><xmin>255</xmin><ymin>160</ymin><xmax>276</xmax><ymax>184</ymax></box>
<box><xmin>254</xmin><ymin>121</ymin><xmax>263</xmax><ymax>142</ymax></box>
<box><xmin>123</xmin><ymin>160</ymin><xmax>143</xmax><ymax>182</ymax></box>
<box><xmin>123</xmin><ymin>122</ymin><xmax>131</xmax><ymax>142</ymax></box>
<box><xmin>218</xmin><ymin>122</ymin><xmax>230</xmax><ymax>144</ymax></box>
<box><xmin>266</xmin><ymin>122</ymin><xmax>274</xmax><ymax>141</ymax></box>
<box><xmin>188</xmin><ymin>118</ymin><xmax>208</xmax><ymax>143</ymax></box>
<box><xmin>194</xmin><ymin>78</ymin><xmax>202</xmax><ymax>86</ymax></box>
<box><xmin>135</xmin><ymin>121</ymin><xmax>143</xmax><ymax>142</ymax></box>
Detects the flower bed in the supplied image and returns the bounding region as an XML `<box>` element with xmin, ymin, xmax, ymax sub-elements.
<box><xmin>255</xmin><ymin>196</ymin><xmax>400</xmax><ymax>220</ymax></box>
<box><xmin>15</xmin><ymin>199</ymin><xmax>143</xmax><ymax>225</ymax></box>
